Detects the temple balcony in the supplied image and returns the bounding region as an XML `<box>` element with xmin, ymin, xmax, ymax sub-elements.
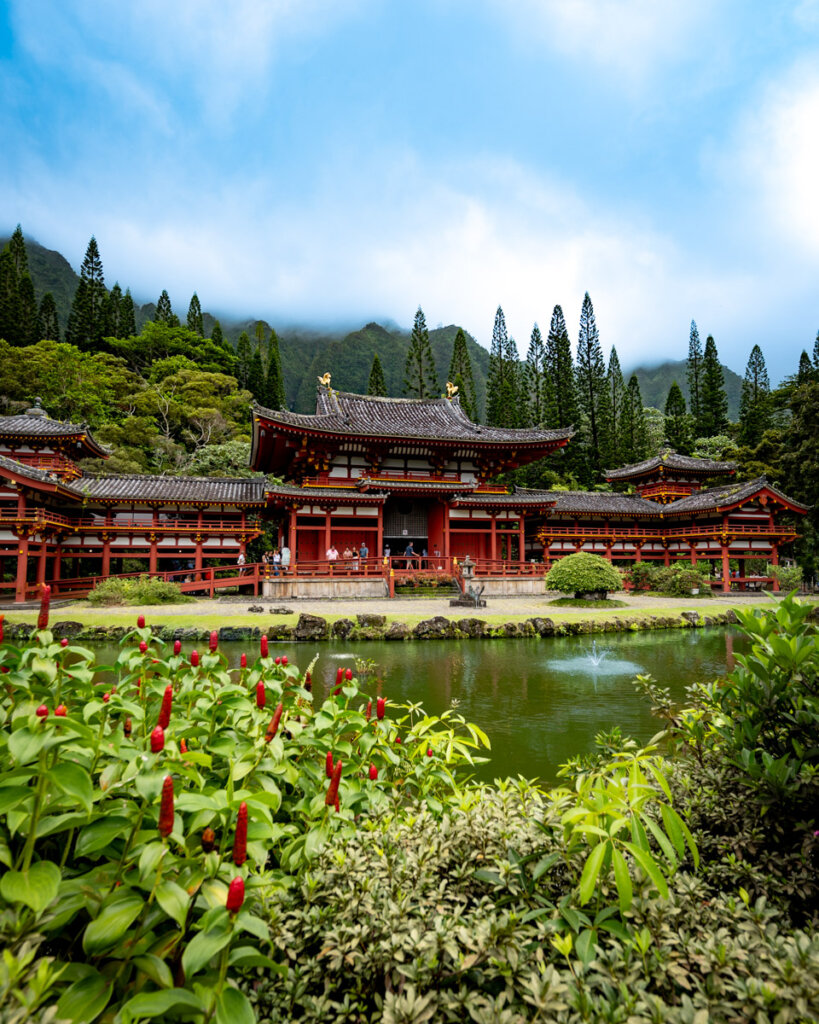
<box><xmin>2</xmin><ymin>452</ymin><xmax>82</xmax><ymax>481</ymax></box>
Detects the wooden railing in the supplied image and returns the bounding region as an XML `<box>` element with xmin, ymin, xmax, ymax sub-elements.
<box><xmin>0</xmin><ymin>509</ymin><xmax>261</xmax><ymax>535</ymax></box>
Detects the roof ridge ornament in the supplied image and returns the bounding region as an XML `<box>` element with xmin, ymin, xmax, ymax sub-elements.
<box><xmin>25</xmin><ymin>397</ymin><xmax>48</xmax><ymax>418</ymax></box>
<box><xmin>317</xmin><ymin>372</ymin><xmax>332</xmax><ymax>388</ymax></box>
<box><xmin>445</xmin><ymin>381</ymin><xmax>459</xmax><ymax>399</ymax></box>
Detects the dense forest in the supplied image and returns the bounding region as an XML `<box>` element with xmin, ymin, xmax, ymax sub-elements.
<box><xmin>2</xmin><ymin>226</ymin><xmax>818</xmax><ymax>570</ymax></box>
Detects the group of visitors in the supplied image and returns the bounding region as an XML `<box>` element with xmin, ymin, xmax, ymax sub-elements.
<box><xmin>325</xmin><ymin>541</ymin><xmax>369</xmax><ymax>570</ymax></box>
<box><xmin>260</xmin><ymin>545</ymin><xmax>291</xmax><ymax>575</ymax></box>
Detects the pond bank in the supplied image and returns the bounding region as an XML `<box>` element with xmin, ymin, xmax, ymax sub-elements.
<box><xmin>0</xmin><ymin>606</ymin><xmax>782</xmax><ymax>643</ymax></box>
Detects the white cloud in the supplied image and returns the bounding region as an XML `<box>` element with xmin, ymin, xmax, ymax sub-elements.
<box><xmin>725</xmin><ymin>61</ymin><xmax>819</xmax><ymax>257</ymax></box>
<box><xmin>483</xmin><ymin>0</ymin><xmax>714</xmax><ymax>84</ymax></box>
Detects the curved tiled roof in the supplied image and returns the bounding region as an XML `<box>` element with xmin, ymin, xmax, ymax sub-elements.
<box><xmin>267</xmin><ymin>484</ymin><xmax>387</xmax><ymax>503</ymax></box>
<box><xmin>0</xmin><ymin>453</ymin><xmax>84</xmax><ymax>496</ymax></box>
<box><xmin>0</xmin><ymin>414</ymin><xmax>109</xmax><ymax>457</ymax></box>
<box><xmin>660</xmin><ymin>476</ymin><xmax>810</xmax><ymax>514</ymax></box>
<box><xmin>254</xmin><ymin>391</ymin><xmax>573</xmax><ymax>445</ymax></box>
<box><xmin>78</xmin><ymin>475</ymin><xmax>266</xmax><ymax>504</ymax></box>
<box><xmin>549</xmin><ymin>490</ymin><xmax>663</xmax><ymax>516</ymax></box>
<box><xmin>605</xmin><ymin>449</ymin><xmax>736</xmax><ymax>480</ymax></box>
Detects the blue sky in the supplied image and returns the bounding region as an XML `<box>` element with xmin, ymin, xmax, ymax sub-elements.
<box><xmin>2</xmin><ymin>0</ymin><xmax>818</xmax><ymax>381</ymax></box>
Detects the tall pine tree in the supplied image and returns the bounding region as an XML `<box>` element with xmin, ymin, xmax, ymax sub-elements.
<box><xmin>739</xmin><ymin>344</ymin><xmax>772</xmax><ymax>446</ymax></box>
<box><xmin>545</xmin><ymin>305</ymin><xmax>576</xmax><ymax>429</ymax></box>
<box><xmin>0</xmin><ymin>249</ymin><xmax>20</xmax><ymax>344</ymax></box>
<box><xmin>607</xmin><ymin>346</ymin><xmax>626</xmax><ymax>463</ymax></box>
<box><xmin>236</xmin><ymin>331</ymin><xmax>252</xmax><ymax>390</ymax></box>
<box><xmin>404</xmin><ymin>307</ymin><xmax>438</xmax><ymax>398</ymax></box>
<box><xmin>664</xmin><ymin>382</ymin><xmax>691</xmax><ymax>453</ymax></box>
<box><xmin>575</xmin><ymin>292</ymin><xmax>614</xmax><ymax>479</ymax></box>
<box><xmin>120</xmin><ymin>289</ymin><xmax>137</xmax><ymax>337</ymax></box>
<box><xmin>0</xmin><ymin>226</ymin><xmax>37</xmax><ymax>345</ymax></box>
<box><xmin>17</xmin><ymin>271</ymin><xmax>39</xmax><ymax>345</ymax></box>
<box><xmin>522</xmin><ymin>323</ymin><xmax>553</xmax><ymax>427</ymax></box>
<box><xmin>187</xmin><ymin>293</ymin><xmax>204</xmax><ymax>336</ymax></box>
<box><xmin>264</xmin><ymin>329</ymin><xmax>286</xmax><ymax>409</ymax></box>
<box><xmin>699</xmin><ymin>335</ymin><xmax>729</xmax><ymax>437</ymax></box>
<box><xmin>37</xmin><ymin>292</ymin><xmax>60</xmax><ymax>341</ymax></box>
<box><xmin>619</xmin><ymin>375</ymin><xmax>650</xmax><ymax>463</ymax></box>
<box><xmin>248</xmin><ymin>342</ymin><xmax>265</xmax><ymax>399</ymax></box>
<box><xmin>105</xmin><ymin>283</ymin><xmax>123</xmax><ymax>338</ymax></box>
<box><xmin>65</xmin><ymin>237</ymin><xmax>107</xmax><ymax>351</ymax></box>
<box><xmin>155</xmin><ymin>290</ymin><xmax>177</xmax><ymax>325</ymax></box>
<box><xmin>447</xmin><ymin>328</ymin><xmax>477</xmax><ymax>420</ymax></box>
<box><xmin>211</xmin><ymin>319</ymin><xmax>224</xmax><ymax>347</ymax></box>
<box><xmin>687</xmin><ymin>320</ymin><xmax>704</xmax><ymax>436</ymax></box>
<box><xmin>486</xmin><ymin>306</ymin><xmax>521</xmax><ymax>427</ymax></box>
<box><xmin>367</xmin><ymin>352</ymin><xmax>387</xmax><ymax>396</ymax></box>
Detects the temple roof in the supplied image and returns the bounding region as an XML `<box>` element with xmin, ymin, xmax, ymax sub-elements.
<box><xmin>549</xmin><ymin>490</ymin><xmax>663</xmax><ymax>515</ymax></box>
<box><xmin>660</xmin><ymin>476</ymin><xmax>810</xmax><ymax>515</ymax></box>
<box><xmin>267</xmin><ymin>483</ymin><xmax>388</xmax><ymax>504</ymax></box>
<box><xmin>605</xmin><ymin>449</ymin><xmax>736</xmax><ymax>481</ymax></box>
<box><xmin>0</xmin><ymin>453</ymin><xmax>84</xmax><ymax>497</ymax></box>
<box><xmin>78</xmin><ymin>475</ymin><xmax>266</xmax><ymax>505</ymax></box>
<box><xmin>254</xmin><ymin>391</ymin><xmax>572</xmax><ymax>445</ymax></box>
<box><xmin>0</xmin><ymin>411</ymin><xmax>109</xmax><ymax>458</ymax></box>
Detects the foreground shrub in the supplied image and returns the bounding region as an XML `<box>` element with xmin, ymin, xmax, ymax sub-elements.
<box><xmin>767</xmin><ymin>562</ymin><xmax>803</xmax><ymax>591</ymax></box>
<box><xmin>652</xmin><ymin>563</ymin><xmax>712</xmax><ymax>596</ymax></box>
<box><xmin>88</xmin><ymin>574</ymin><xmax>192</xmax><ymax>605</ymax></box>
<box><xmin>545</xmin><ymin>552</ymin><xmax>623</xmax><ymax>599</ymax></box>
<box><xmin>0</xmin><ymin>601</ymin><xmax>488</xmax><ymax>1022</ymax></box>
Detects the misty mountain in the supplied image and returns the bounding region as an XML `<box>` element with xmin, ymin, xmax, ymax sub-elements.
<box><xmin>629</xmin><ymin>359</ymin><xmax>743</xmax><ymax>421</ymax></box>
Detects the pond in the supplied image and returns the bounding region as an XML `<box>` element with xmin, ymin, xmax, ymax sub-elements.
<box><xmin>93</xmin><ymin>628</ymin><xmax>744</xmax><ymax>783</ymax></box>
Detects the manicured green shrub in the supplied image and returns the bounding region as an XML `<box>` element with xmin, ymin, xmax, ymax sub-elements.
<box><xmin>652</xmin><ymin>563</ymin><xmax>712</xmax><ymax>596</ymax></box>
<box><xmin>625</xmin><ymin>561</ymin><xmax>660</xmax><ymax>590</ymax></box>
<box><xmin>88</xmin><ymin>574</ymin><xmax>192</xmax><ymax>606</ymax></box>
<box><xmin>767</xmin><ymin>562</ymin><xmax>803</xmax><ymax>591</ymax></box>
<box><xmin>545</xmin><ymin>552</ymin><xmax>623</xmax><ymax>599</ymax></box>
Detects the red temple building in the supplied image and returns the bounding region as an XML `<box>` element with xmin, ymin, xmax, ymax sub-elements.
<box><xmin>0</xmin><ymin>386</ymin><xmax>809</xmax><ymax>603</ymax></box>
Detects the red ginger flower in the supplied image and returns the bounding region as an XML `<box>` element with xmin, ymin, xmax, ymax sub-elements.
<box><xmin>376</xmin><ymin>697</ymin><xmax>386</xmax><ymax>720</ymax></box>
<box><xmin>325</xmin><ymin>750</ymin><xmax>334</xmax><ymax>779</ymax></box>
<box><xmin>232</xmin><ymin>802</ymin><xmax>248</xmax><ymax>866</ymax></box>
<box><xmin>190</xmin><ymin>650</ymin><xmax>199</xmax><ymax>667</ymax></box>
<box><xmin>35</xmin><ymin>704</ymin><xmax>48</xmax><ymax>718</ymax></box>
<box><xmin>60</xmin><ymin>637</ymin><xmax>68</xmax><ymax>648</ymax></box>
<box><xmin>137</xmin><ymin>614</ymin><xmax>145</xmax><ymax>628</ymax></box>
<box><xmin>158</xmin><ymin>775</ymin><xmax>174</xmax><ymax>837</ymax></box>
<box><xmin>173</xmin><ymin>639</ymin><xmax>181</xmax><ymax>655</ymax></box>
<box><xmin>240</xmin><ymin>652</ymin><xmax>247</xmax><ymax>668</ymax></box>
<box><xmin>37</xmin><ymin>585</ymin><xmax>51</xmax><ymax>630</ymax></box>
<box><xmin>335</xmin><ymin>667</ymin><xmax>343</xmax><ymax>686</ymax></box>
<box><xmin>180</xmin><ymin>738</ymin><xmax>188</xmax><ymax>753</ymax></box>
<box><xmin>325</xmin><ymin>759</ymin><xmax>342</xmax><ymax>809</ymax></box>
<box><xmin>201</xmin><ymin>827</ymin><xmax>215</xmax><ymax>852</ymax></box>
<box><xmin>226</xmin><ymin>876</ymin><xmax>245</xmax><ymax>914</ymax></box>
<box><xmin>260</xmin><ymin>635</ymin><xmax>269</xmax><ymax>658</ymax></box>
<box><xmin>366</xmin><ymin>700</ymin><xmax>372</xmax><ymax>721</ymax></box>
<box><xmin>369</xmin><ymin>763</ymin><xmax>378</xmax><ymax>780</ymax></box>
<box><xmin>265</xmin><ymin>703</ymin><xmax>283</xmax><ymax>742</ymax></box>
<box><xmin>282</xmin><ymin>655</ymin><xmax>288</xmax><ymax>666</ymax></box>
<box><xmin>345</xmin><ymin>668</ymin><xmax>353</xmax><ymax>680</ymax></box>
<box><xmin>124</xmin><ymin>717</ymin><xmax>132</xmax><ymax>737</ymax></box>
<box><xmin>256</xmin><ymin>681</ymin><xmax>266</xmax><ymax>709</ymax></box>
<box><xmin>427</xmin><ymin>747</ymin><xmax>433</xmax><ymax>757</ymax></box>
<box><xmin>55</xmin><ymin>704</ymin><xmax>67</xmax><ymax>716</ymax></box>
<box><xmin>275</xmin><ymin>656</ymin><xmax>281</xmax><ymax>665</ymax></box>
<box><xmin>139</xmin><ymin>641</ymin><xmax>148</xmax><ymax>654</ymax></box>
<box><xmin>150</xmin><ymin>725</ymin><xmax>165</xmax><ymax>753</ymax></box>
<box><xmin>395</xmin><ymin>736</ymin><xmax>402</xmax><ymax>745</ymax></box>
<box><xmin>209</xmin><ymin>630</ymin><xmax>218</xmax><ymax>653</ymax></box>
<box><xmin>157</xmin><ymin>685</ymin><xmax>173</xmax><ymax>730</ymax></box>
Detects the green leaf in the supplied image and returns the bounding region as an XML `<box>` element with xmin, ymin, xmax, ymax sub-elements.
<box><xmin>662</xmin><ymin>804</ymin><xmax>700</xmax><ymax>867</ymax></box>
<box><xmin>133</xmin><ymin>954</ymin><xmax>174</xmax><ymax>989</ymax></box>
<box><xmin>30</xmin><ymin>654</ymin><xmax>57</xmax><ymax>684</ymax></box>
<box><xmin>659</xmin><ymin>803</ymin><xmax>686</xmax><ymax>860</ymax></box>
<box><xmin>643</xmin><ymin>816</ymin><xmax>679</xmax><ymax>871</ymax></box>
<box><xmin>0</xmin><ymin>785</ymin><xmax>32</xmax><ymax>814</ymax></box>
<box><xmin>578</xmin><ymin>841</ymin><xmax>608</xmax><ymax>906</ymax></box>
<box><xmin>229</xmin><ymin>946</ymin><xmax>287</xmax><ymax>972</ymax></box>
<box><xmin>83</xmin><ymin>893</ymin><xmax>144</xmax><ymax>954</ymax></box>
<box><xmin>120</xmin><ymin>988</ymin><xmax>205</xmax><ymax>1019</ymax></box>
<box><xmin>624</xmin><ymin>842</ymin><xmax>669</xmax><ymax>900</ymax></box>
<box><xmin>156</xmin><ymin>880</ymin><xmax>190</xmax><ymax>929</ymax></box>
<box><xmin>50</xmin><ymin>761</ymin><xmax>93</xmax><ymax>813</ymax></box>
<box><xmin>215</xmin><ymin>986</ymin><xmax>255</xmax><ymax>1024</ymax></box>
<box><xmin>56</xmin><ymin>971</ymin><xmax>112</xmax><ymax>1023</ymax></box>
<box><xmin>8</xmin><ymin>727</ymin><xmax>47</xmax><ymax>765</ymax></box>
<box><xmin>75</xmin><ymin>816</ymin><xmax>130</xmax><ymax>857</ymax></box>
<box><xmin>0</xmin><ymin>860</ymin><xmax>61</xmax><ymax>913</ymax></box>
<box><xmin>611</xmin><ymin>846</ymin><xmax>632</xmax><ymax>913</ymax></box>
<box><xmin>235</xmin><ymin>911</ymin><xmax>269</xmax><ymax>943</ymax></box>
<box><xmin>575</xmin><ymin>928</ymin><xmax>596</xmax><ymax>964</ymax></box>
<box><xmin>182</xmin><ymin>924</ymin><xmax>233</xmax><ymax>978</ymax></box>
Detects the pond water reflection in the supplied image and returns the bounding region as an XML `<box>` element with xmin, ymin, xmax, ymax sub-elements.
<box><xmin>96</xmin><ymin>628</ymin><xmax>742</xmax><ymax>782</ymax></box>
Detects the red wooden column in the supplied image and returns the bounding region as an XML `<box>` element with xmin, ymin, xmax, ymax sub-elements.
<box><xmin>634</xmin><ymin>543</ymin><xmax>642</xmax><ymax>563</ymax></box>
<box><xmin>376</xmin><ymin>503</ymin><xmax>383</xmax><ymax>562</ymax></box>
<box><xmin>689</xmin><ymin>543</ymin><xmax>697</xmax><ymax>565</ymax></box>
<box><xmin>36</xmin><ymin>538</ymin><xmax>48</xmax><ymax>586</ymax></box>
<box><xmin>149</xmin><ymin>507</ymin><xmax>158</xmax><ymax>574</ymax></box>
<box><xmin>443</xmin><ymin>502</ymin><xmax>451</xmax><ymax>559</ymax></box>
<box><xmin>288</xmin><ymin>506</ymin><xmax>297</xmax><ymax>565</ymax></box>
<box><xmin>490</xmin><ymin>515</ymin><xmax>497</xmax><ymax>563</ymax></box>
<box><xmin>324</xmin><ymin>509</ymin><xmax>332</xmax><ymax>558</ymax></box>
<box><xmin>15</xmin><ymin>534</ymin><xmax>29</xmax><ymax>604</ymax></box>
<box><xmin>721</xmin><ymin>543</ymin><xmax>731</xmax><ymax>592</ymax></box>
<box><xmin>195</xmin><ymin>509</ymin><xmax>204</xmax><ymax>571</ymax></box>
<box><xmin>518</xmin><ymin>514</ymin><xmax>525</xmax><ymax>567</ymax></box>
<box><xmin>770</xmin><ymin>543</ymin><xmax>780</xmax><ymax>591</ymax></box>
<box><xmin>52</xmin><ymin>543</ymin><xmax>62</xmax><ymax>582</ymax></box>
<box><xmin>102</xmin><ymin>535</ymin><xmax>111</xmax><ymax>577</ymax></box>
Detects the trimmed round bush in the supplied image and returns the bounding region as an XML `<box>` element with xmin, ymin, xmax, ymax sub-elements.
<box><xmin>545</xmin><ymin>552</ymin><xmax>623</xmax><ymax>599</ymax></box>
